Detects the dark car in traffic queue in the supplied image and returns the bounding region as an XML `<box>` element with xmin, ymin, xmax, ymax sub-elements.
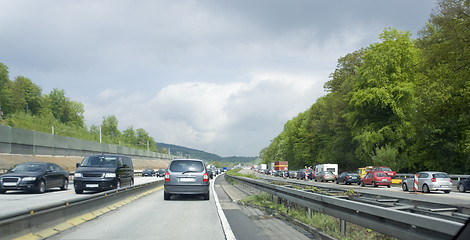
<box><xmin>142</xmin><ymin>168</ymin><xmax>155</xmax><ymax>177</ymax></box>
<box><xmin>0</xmin><ymin>162</ymin><xmax>69</xmax><ymax>194</ymax></box>
<box><xmin>164</xmin><ymin>159</ymin><xmax>210</xmax><ymax>200</ymax></box>
<box><xmin>156</xmin><ymin>168</ymin><xmax>167</xmax><ymax>177</ymax></box>
<box><xmin>336</xmin><ymin>172</ymin><xmax>361</xmax><ymax>185</ymax></box>
<box><xmin>73</xmin><ymin>154</ymin><xmax>134</xmax><ymax>194</ymax></box>
<box><xmin>458</xmin><ymin>178</ymin><xmax>470</xmax><ymax>193</ymax></box>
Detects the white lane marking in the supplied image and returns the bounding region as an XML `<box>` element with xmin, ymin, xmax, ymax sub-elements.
<box><xmin>213</xmin><ymin>174</ymin><xmax>236</xmax><ymax>240</ymax></box>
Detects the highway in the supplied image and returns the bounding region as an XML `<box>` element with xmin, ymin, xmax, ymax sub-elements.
<box><xmin>1</xmin><ymin>172</ymin><xmax>469</xmax><ymax>239</ymax></box>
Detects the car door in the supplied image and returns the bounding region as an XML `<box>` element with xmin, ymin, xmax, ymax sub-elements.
<box><xmin>363</xmin><ymin>172</ymin><xmax>373</xmax><ymax>185</ymax></box>
<box><xmin>45</xmin><ymin>163</ymin><xmax>60</xmax><ymax>187</ymax></box>
<box><xmin>418</xmin><ymin>172</ymin><xmax>428</xmax><ymax>191</ymax></box>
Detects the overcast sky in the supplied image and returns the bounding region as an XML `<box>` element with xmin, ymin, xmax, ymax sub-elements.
<box><xmin>0</xmin><ymin>0</ymin><xmax>437</xmax><ymax>157</ymax></box>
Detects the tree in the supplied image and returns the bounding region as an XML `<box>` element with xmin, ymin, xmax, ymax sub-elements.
<box><xmin>345</xmin><ymin>28</ymin><xmax>419</xmax><ymax>170</ymax></box>
<box><xmin>412</xmin><ymin>0</ymin><xmax>470</xmax><ymax>173</ymax></box>
<box><xmin>100</xmin><ymin>115</ymin><xmax>121</xmax><ymax>142</ymax></box>
<box><xmin>11</xmin><ymin>76</ymin><xmax>42</xmax><ymax>115</ymax></box>
<box><xmin>43</xmin><ymin>89</ymin><xmax>84</xmax><ymax>127</ymax></box>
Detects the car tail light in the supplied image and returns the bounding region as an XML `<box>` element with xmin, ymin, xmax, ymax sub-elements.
<box><xmin>346</xmin><ymin>176</ymin><xmax>349</xmax><ymax>179</ymax></box>
<box><xmin>203</xmin><ymin>172</ymin><xmax>209</xmax><ymax>182</ymax></box>
<box><xmin>165</xmin><ymin>172</ymin><xmax>170</xmax><ymax>182</ymax></box>
<box><xmin>431</xmin><ymin>178</ymin><xmax>436</xmax><ymax>182</ymax></box>
<box><xmin>450</xmin><ymin>179</ymin><xmax>452</xmax><ymax>183</ymax></box>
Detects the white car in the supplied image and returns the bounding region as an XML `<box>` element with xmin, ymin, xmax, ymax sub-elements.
<box><xmin>402</xmin><ymin>171</ymin><xmax>452</xmax><ymax>193</ymax></box>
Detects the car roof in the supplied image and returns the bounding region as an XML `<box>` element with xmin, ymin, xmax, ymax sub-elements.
<box><xmin>17</xmin><ymin>162</ymin><xmax>48</xmax><ymax>165</ymax></box>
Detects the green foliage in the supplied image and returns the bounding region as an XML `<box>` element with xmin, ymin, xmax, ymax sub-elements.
<box><xmin>226</xmin><ymin>168</ymin><xmax>258</xmax><ymax>179</ymax></box>
<box><xmin>260</xmin><ymin>0</ymin><xmax>470</xmax><ymax>174</ymax></box>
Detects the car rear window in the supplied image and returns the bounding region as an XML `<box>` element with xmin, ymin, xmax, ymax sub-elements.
<box><xmin>376</xmin><ymin>172</ymin><xmax>388</xmax><ymax>177</ymax></box>
<box><xmin>169</xmin><ymin>160</ymin><xmax>204</xmax><ymax>172</ymax></box>
<box><xmin>381</xmin><ymin>167</ymin><xmax>392</xmax><ymax>171</ymax></box>
<box><xmin>433</xmin><ymin>173</ymin><xmax>449</xmax><ymax>178</ymax></box>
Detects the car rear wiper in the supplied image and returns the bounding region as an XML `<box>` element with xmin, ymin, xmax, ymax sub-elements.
<box><xmin>182</xmin><ymin>170</ymin><xmax>199</xmax><ymax>174</ymax></box>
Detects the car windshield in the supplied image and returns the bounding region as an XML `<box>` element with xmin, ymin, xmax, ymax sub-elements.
<box><xmin>11</xmin><ymin>164</ymin><xmax>46</xmax><ymax>172</ymax></box>
<box><xmin>169</xmin><ymin>160</ymin><xmax>204</xmax><ymax>172</ymax></box>
<box><xmin>80</xmin><ymin>156</ymin><xmax>117</xmax><ymax>167</ymax></box>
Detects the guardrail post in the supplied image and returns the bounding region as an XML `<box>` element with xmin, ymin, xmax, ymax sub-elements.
<box><xmin>340</xmin><ymin>219</ymin><xmax>347</xmax><ymax>236</ymax></box>
<box><xmin>308</xmin><ymin>208</ymin><xmax>312</xmax><ymax>218</ymax></box>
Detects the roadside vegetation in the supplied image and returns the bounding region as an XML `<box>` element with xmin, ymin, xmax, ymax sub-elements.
<box><xmin>241</xmin><ymin>193</ymin><xmax>395</xmax><ymax>240</ymax></box>
<box><xmin>259</xmin><ymin>0</ymin><xmax>469</xmax><ymax>174</ymax></box>
<box><xmin>0</xmin><ymin>65</ymin><xmax>162</xmax><ymax>153</ymax></box>
<box><xmin>225</xmin><ymin>168</ymin><xmax>258</xmax><ymax>179</ymax></box>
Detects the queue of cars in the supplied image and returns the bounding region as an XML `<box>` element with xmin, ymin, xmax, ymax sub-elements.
<box><xmin>255</xmin><ymin>164</ymin><xmax>470</xmax><ymax>193</ymax></box>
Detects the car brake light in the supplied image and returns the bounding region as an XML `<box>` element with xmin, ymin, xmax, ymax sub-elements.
<box><xmin>346</xmin><ymin>176</ymin><xmax>349</xmax><ymax>179</ymax></box>
<box><xmin>203</xmin><ymin>172</ymin><xmax>209</xmax><ymax>182</ymax></box>
<box><xmin>165</xmin><ymin>172</ymin><xmax>170</xmax><ymax>182</ymax></box>
<box><xmin>450</xmin><ymin>179</ymin><xmax>452</xmax><ymax>183</ymax></box>
<box><xmin>431</xmin><ymin>178</ymin><xmax>436</xmax><ymax>182</ymax></box>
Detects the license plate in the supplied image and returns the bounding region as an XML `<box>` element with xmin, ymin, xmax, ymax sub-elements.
<box><xmin>381</xmin><ymin>179</ymin><xmax>388</xmax><ymax>181</ymax></box>
<box><xmin>3</xmin><ymin>182</ymin><xmax>16</xmax><ymax>186</ymax></box>
<box><xmin>351</xmin><ymin>177</ymin><xmax>357</xmax><ymax>179</ymax></box>
<box><xmin>440</xmin><ymin>185</ymin><xmax>448</xmax><ymax>188</ymax></box>
<box><xmin>179</xmin><ymin>178</ymin><xmax>195</xmax><ymax>183</ymax></box>
<box><xmin>86</xmin><ymin>184</ymin><xmax>99</xmax><ymax>188</ymax></box>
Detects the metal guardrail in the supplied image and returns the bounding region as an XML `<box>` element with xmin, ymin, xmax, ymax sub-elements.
<box><xmin>396</xmin><ymin>174</ymin><xmax>470</xmax><ymax>181</ymax></box>
<box><xmin>0</xmin><ymin>180</ymin><xmax>163</xmax><ymax>240</ymax></box>
<box><xmin>226</xmin><ymin>175</ymin><xmax>465</xmax><ymax>240</ymax></box>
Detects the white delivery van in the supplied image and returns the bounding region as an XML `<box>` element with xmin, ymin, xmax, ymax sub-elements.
<box><xmin>314</xmin><ymin>164</ymin><xmax>338</xmax><ymax>176</ymax></box>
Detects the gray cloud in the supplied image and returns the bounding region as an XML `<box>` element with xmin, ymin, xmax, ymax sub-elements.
<box><xmin>0</xmin><ymin>0</ymin><xmax>437</xmax><ymax>156</ymax></box>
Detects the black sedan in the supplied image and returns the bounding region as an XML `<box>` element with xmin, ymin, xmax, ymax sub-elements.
<box><xmin>335</xmin><ymin>172</ymin><xmax>360</xmax><ymax>185</ymax></box>
<box><xmin>458</xmin><ymin>178</ymin><xmax>470</xmax><ymax>193</ymax></box>
<box><xmin>0</xmin><ymin>162</ymin><xmax>69</xmax><ymax>194</ymax></box>
<box><xmin>156</xmin><ymin>168</ymin><xmax>166</xmax><ymax>177</ymax></box>
<box><xmin>142</xmin><ymin>169</ymin><xmax>155</xmax><ymax>177</ymax></box>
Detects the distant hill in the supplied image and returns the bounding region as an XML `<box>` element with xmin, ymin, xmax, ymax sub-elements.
<box><xmin>157</xmin><ymin>142</ymin><xmax>257</xmax><ymax>163</ymax></box>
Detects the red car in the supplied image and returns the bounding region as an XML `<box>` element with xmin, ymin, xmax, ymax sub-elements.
<box><xmin>360</xmin><ymin>171</ymin><xmax>391</xmax><ymax>188</ymax></box>
<box><xmin>372</xmin><ymin>166</ymin><xmax>396</xmax><ymax>178</ymax></box>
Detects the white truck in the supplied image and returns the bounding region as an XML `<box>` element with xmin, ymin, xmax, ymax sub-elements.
<box><xmin>314</xmin><ymin>164</ymin><xmax>338</xmax><ymax>176</ymax></box>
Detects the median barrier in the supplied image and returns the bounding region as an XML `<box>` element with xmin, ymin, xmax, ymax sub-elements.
<box><xmin>0</xmin><ymin>180</ymin><xmax>163</xmax><ymax>240</ymax></box>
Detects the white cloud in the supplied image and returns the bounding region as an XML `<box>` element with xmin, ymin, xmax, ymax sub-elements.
<box><xmin>84</xmin><ymin>71</ymin><xmax>323</xmax><ymax>156</ymax></box>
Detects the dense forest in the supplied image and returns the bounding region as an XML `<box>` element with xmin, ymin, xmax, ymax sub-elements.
<box><xmin>0</xmin><ymin>65</ymin><xmax>160</xmax><ymax>153</ymax></box>
<box><xmin>260</xmin><ymin>0</ymin><xmax>470</xmax><ymax>174</ymax></box>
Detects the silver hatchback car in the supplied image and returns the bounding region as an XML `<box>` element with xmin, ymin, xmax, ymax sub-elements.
<box><xmin>164</xmin><ymin>159</ymin><xmax>210</xmax><ymax>200</ymax></box>
<box><xmin>402</xmin><ymin>171</ymin><xmax>453</xmax><ymax>193</ymax></box>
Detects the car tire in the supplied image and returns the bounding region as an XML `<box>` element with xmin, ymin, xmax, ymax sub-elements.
<box><xmin>60</xmin><ymin>178</ymin><xmax>69</xmax><ymax>190</ymax></box>
<box><xmin>336</xmin><ymin>180</ymin><xmax>339</xmax><ymax>184</ymax></box>
<box><xmin>458</xmin><ymin>184</ymin><xmax>466</xmax><ymax>193</ymax></box>
<box><xmin>444</xmin><ymin>190</ymin><xmax>451</xmax><ymax>194</ymax></box>
<box><xmin>373</xmin><ymin>182</ymin><xmax>378</xmax><ymax>187</ymax></box>
<box><xmin>36</xmin><ymin>180</ymin><xmax>46</xmax><ymax>194</ymax></box>
<box><xmin>422</xmin><ymin>184</ymin><xmax>430</xmax><ymax>193</ymax></box>
<box><xmin>75</xmin><ymin>188</ymin><xmax>83</xmax><ymax>194</ymax></box>
<box><xmin>0</xmin><ymin>189</ymin><xmax>6</xmax><ymax>194</ymax></box>
<box><xmin>164</xmin><ymin>191</ymin><xmax>171</xmax><ymax>200</ymax></box>
<box><xmin>402</xmin><ymin>183</ymin><xmax>408</xmax><ymax>191</ymax></box>
<box><xmin>360</xmin><ymin>181</ymin><xmax>365</xmax><ymax>187</ymax></box>
<box><xmin>387</xmin><ymin>185</ymin><xmax>391</xmax><ymax>188</ymax></box>
<box><xmin>130</xmin><ymin>178</ymin><xmax>134</xmax><ymax>186</ymax></box>
<box><xmin>203</xmin><ymin>192</ymin><xmax>209</xmax><ymax>200</ymax></box>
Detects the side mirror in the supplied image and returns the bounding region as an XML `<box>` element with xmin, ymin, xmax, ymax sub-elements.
<box><xmin>76</xmin><ymin>163</ymin><xmax>80</xmax><ymax>168</ymax></box>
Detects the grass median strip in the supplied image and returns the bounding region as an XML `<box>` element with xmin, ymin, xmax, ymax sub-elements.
<box><xmin>13</xmin><ymin>185</ymin><xmax>164</xmax><ymax>240</ymax></box>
